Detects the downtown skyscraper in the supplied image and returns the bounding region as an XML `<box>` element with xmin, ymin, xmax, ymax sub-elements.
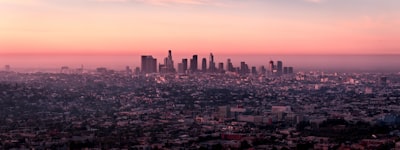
<box><xmin>159</xmin><ymin>50</ymin><xmax>176</xmax><ymax>73</ymax></box>
<box><xmin>190</xmin><ymin>55</ymin><xmax>198</xmax><ymax>73</ymax></box>
<box><xmin>209</xmin><ymin>53</ymin><xmax>216</xmax><ymax>73</ymax></box>
<box><xmin>141</xmin><ymin>55</ymin><xmax>157</xmax><ymax>73</ymax></box>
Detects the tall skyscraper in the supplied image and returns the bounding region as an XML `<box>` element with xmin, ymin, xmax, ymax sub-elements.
<box><xmin>218</xmin><ymin>62</ymin><xmax>224</xmax><ymax>72</ymax></box>
<box><xmin>161</xmin><ymin>50</ymin><xmax>175</xmax><ymax>73</ymax></box>
<box><xmin>209</xmin><ymin>53</ymin><xmax>216</xmax><ymax>73</ymax></box>
<box><xmin>227</xmin><ymin>59</ymin><xmax>234</xmax><ymax>72</ymax></box>
<box><xmin>190</xmin><ymin>55</ymin><xmax>198</xmax><ymax>72</ymax></box>
<box><xmin>277</xmin><ymin>61</ymin><xmax>283</xmax><ymax>75</ymax></box>
<box><xmin>202</xmin><ymin>58</ymin><xmax>207</xmax><ymax>72</ymax></box>
<box><xmin>141</xmin><ymin>55</ymin><xmax>157</xmax><ymax>73</ymax></box>
<box><xmin>182</xmin><ymin>59</ymin><xmax>188</xmax><ymax>73</ymax></box>
<box><xmin>269</xmin><ymin>60</ymin><xmax>275</xmax><ymax>74</ymax></box>
<box><xmin>240</xmin><ymin>62</ymin><xmax>249</xmax><ymax>74</ymax></box>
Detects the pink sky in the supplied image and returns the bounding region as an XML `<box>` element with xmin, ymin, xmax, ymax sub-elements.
<box><xmin>1</xmin><ymin>0</ymin><xmax>400</xmax><ymax>56</ymax></box>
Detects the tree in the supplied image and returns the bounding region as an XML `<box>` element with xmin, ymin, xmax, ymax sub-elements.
<box><xmin>240</xmin><ymin>140</ymin><xmax>251</xmax><ymax>149</ymax></box>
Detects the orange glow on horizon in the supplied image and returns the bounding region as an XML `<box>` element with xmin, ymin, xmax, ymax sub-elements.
<box><xmin>1</xmin><ymin>0</ymin><xmax>399</xmax><ymax>56</ymax></box>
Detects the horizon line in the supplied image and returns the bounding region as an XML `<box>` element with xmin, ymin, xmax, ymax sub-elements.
<box><xmin>1</xmin><ymin>52</ymin><xmax>400</xmax><ymax>57</ymax></box>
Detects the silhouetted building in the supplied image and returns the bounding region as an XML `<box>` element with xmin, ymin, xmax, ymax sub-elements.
<box><xmin>283</xmin><ymin>67</ymin><xmax>288</xmax><ymax>74</ymax></box>
<box><xmin>235</xmin><ymin>67</ymin><xmax>240</xmax><ymax>73</ymax></box>
<box><xmin>178</xmin><ymin>63</ymin><xmax>184</xmax><ymax>74</ymax></box>
<box><xmin>209</xmin><ymin>53</ymin><xmax>216</xmax><ymax>73</ymax></box>
<box><xmin>218</xmin><ymin>62</ymin><xmax>224</xmax><ymax>72</ymax></box>
<box><xmin>134</xmin><ymin>67</ymin><xmax>140</xmax><ymax>75</ymax></box>
<box><xmin>4</xmin><ymin>65</ymin><xmax>10</xmax><ymax>72</ymax></box>
<box><xmin>227</xmin><ymin>59</ymin><xmax>234</xmax><ymax>72</ymax></box>
<box><xmin>61</xmin><ymin>66</ymin><xmax>69</xmax><ymax>74</ymax></box>
<box><xmin>269</xmin><ymin>60</ymin><xmax>275</xmax><ymax>74</ymax></box>
<box><xmin>251</xmin><ymin>66</ymin><xmax>257</xmax><ymax>75</ymax></box>
<box><xmin>159</xmin><ymin>64</ymin><xmax>166</xmax><ymax>73</ymax></box>
<box><xmin>260</xmin><ymin>66</ymin><xmax>266</xmax><ymax>74</ymax></box>
<box><xmin>240</xmin><ymin>62</ymin><xmax>250</xmax><ymax>75</ymax></box>
<box><xmin>160</xmin><ymin>50</ymin><xmax>175</xmax><ymax>73</ymax></box>
<box><xmin>182</xmin><ymin>59</ymin><xmax>188</xmax><ymax>73</ymax></box>
<box><xmin>190</xmin><ymin>55</ymin><xmax>198</xmax><ymax>72</ymax></box>
<box><xmin>96</xmin><ymin>67</ymin><xmax>108</xmax><ymax>74</ymax></box>
<box><xmin>288</xmin><ymin>67</ymin><xmax>294</xmax><ymax>74</ymax></box>
<box><xmin>126</xmin><ymin>66</ymin><xmax>132</xmax><ymax>76</ymax></box>
<box><xmin>202</xmin><ymin>58</ymin><xmax>207</xmax><ymax>72</ymax></box>
<box><xmin>277</xmin><ymin>61</ymin><xmax>283</xmax><ymax>75</ymax></box>
<box><xmin>141</xmin><ymin>55</ymin><xmax>157</xmax><ymax>73</ymax></box>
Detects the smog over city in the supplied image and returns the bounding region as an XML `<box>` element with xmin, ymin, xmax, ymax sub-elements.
<box><xmin>1</xmin><ymin>0</ymin><xmax>400</xmax><ymax>149</ymax></box>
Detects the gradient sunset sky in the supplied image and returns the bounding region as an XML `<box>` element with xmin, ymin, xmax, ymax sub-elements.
<box><xmin>1</xmin><ymin>0</ymin><xmax>400</xmax><ymax>56</ymax></box>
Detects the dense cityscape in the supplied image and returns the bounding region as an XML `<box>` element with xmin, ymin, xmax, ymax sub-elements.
<box><xmin>139</xmin><ymin>50</ymin><xmax>294</xmax><ymax>76</ymax></box>
<box><xmin>0</xmin><ymin>51</ymin><xmax>400</xmax><ymax>150</ymax></box>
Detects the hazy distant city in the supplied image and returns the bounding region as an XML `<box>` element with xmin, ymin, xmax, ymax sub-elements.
<box><xmin>2</xmin><ymin>0</ymin><xmax>400</xmax><ymax>149</ymax></box>
<box><xmin>2</xmin><ymin>54</ymin><xmax>400</xmax><ymax>73</ymax></box>
<box><xmin>0</xmin><ymin>50</ymin><xmax>399</xmax><ymax>149</ymax></box>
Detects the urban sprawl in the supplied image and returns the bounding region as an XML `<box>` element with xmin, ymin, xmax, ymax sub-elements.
<box><xmin>1</xmin><ymin>51</ymin><xmax>400</xmax><ymax>149</ymax></box>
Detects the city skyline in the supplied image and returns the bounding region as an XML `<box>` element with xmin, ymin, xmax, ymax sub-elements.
<box><xmin>2</xmin><ymin>1</ymin><xmax>400</xmax><ymax>148</ymax></box>
<box><xmin>1</xmin><ymin>0</ymin><xmax>400</xmax><ymax>56</ymax></box>
<box><xmin>1</xmin><ymin>53</ymin><xmax>400</xmax><ymax>73</ymax></box>
<box><xmin>140</xmin><ymin>50</ymin><xmax>294</xmax><ymax>75</ymax></box>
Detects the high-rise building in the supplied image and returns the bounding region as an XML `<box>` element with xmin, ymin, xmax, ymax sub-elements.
<box><xmin>159</xmin><ymin>64</ymin><xmax>166</xmax><ymax>73</ymax></box>
<box><xmin>260</xmin><ymin>66</ymin><xmax>266</xmax><ymax>74</ymax></box>
<box><xmin>209</xmin><ymin>53</ymin><xmax>216</xmax><ymax>73</ymax></box>
<box><xmin>4</xmin><ymin>65</ymin><xmax>10</xmax><ymax>72</ymax></box>
<box><xmin>288</xmin><ymin>67</ymin><xmax>294</xmax><ymax>74</ymax></box>
<box><xmin>126</xmin><ymin>66</ymin><xmax>132</xmax><ymax>76</ymax></box>
<box><xmin>269</xmin><ymin>60</ymin><xmax>275</xmax><ymax>74</ymax></box>
<box><xmin>277</xmin><ymin>61</ymin><xmax>283</xmax><ymax>75</ymax></box>
<box><xmin>202</xmin><ymin>58</ymin><xmax>207</xmax><ymax>72</ymax></box>
<box><xmin>218</xmin><ymin>62</ymin><xmax>224</xmax><ymax>72</ymax></box>
<box><xmin>182</xmin><ymin>59</ymin><xmax>188</xmax><ymax>73</ymax></box>
<box><xmin>283</xmin><ymin>67</ymin><xmax>288</xmax><ymax>74</ymax></box>
<box><xmin>161</xmin><ymin>50</ymin><xmax>175</xmax><ymax>73</ymax></box>
<box><xmin>227</xmin><ymin>59</ymin><xmax>234</xmax><ymax>72</ymax></box>
<box><xmin>141</xmin><ymin>55</ymin><xmax>157</xmax><ymax>73</ymax></box>
<box><xmin>178</xmin><ymin>63</ymin><xmax>184</xmax><ymax>74</ymax></box>
<box><xmin>190</xmin><ymin>55</ymin><xmax>198</xmax><ymax>72</ymax></box>
<box><xmin>240</xmin><ymin>62</ymin><xmax>250</xmax><ymax>74</ymax></box>
<box><xmin>251</xmin><ymin>66</ymin><xmax>257</xmax><ymax>75</ymax></box>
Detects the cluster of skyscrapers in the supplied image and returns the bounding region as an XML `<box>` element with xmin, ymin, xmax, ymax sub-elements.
<box><xmin>141</xmin><ymin>50</ymin><xmax>294</xmax><ymax>75</ymax></box>
<box><xmin>269</xmin><ymin>60</ymin><xmax>294</xmax><ymax>76</ymax></box>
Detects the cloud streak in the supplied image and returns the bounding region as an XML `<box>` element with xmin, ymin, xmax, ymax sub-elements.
<box><xmin>0</xmin><ymin>0</ymin><xmax>40</xmax><ymax>5</ymax></box>
<box><xmin>303</xmin><ymin>0</ymin><xmax>323</xmax><ymax>3</ymax></box>
<box><xmin>93</xmin><ymin>0</ymin><xmax>213</xmax><ymax>5</ymax></box>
